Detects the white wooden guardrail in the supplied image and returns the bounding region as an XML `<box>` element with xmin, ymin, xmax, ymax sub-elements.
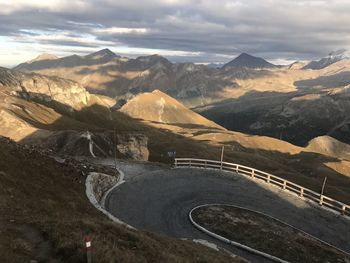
<box><xmin>174</xmin><ymin>158</ymin><xmax>350</xmax><ymax>217</ymax></box>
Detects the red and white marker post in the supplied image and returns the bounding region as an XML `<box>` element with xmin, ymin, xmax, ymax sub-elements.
<box><xmin>85</xmin><ymin>235</ymin><xmax>92</xmax><ymax>263</ymax></box>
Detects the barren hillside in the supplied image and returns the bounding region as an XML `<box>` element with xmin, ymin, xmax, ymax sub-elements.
<box><xmin>120</xmin><ymin>90</ymin><xmax>223</xmax><ymax>129</ymax></box>
<box><xmin>306</xmin><ymin>136</ymin><xmax>350</xmax><ymax>161</ymax></box>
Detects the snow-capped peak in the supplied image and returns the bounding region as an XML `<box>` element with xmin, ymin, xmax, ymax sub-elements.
<box><xmin>303</xmin><ymin>49</ymin><xmax>350</xmax><ymax>69</ymax></box>
<box><xmin>327</xmin><ymin>49</ymin><xmax>350</xmax><ymax>60</ymax></box>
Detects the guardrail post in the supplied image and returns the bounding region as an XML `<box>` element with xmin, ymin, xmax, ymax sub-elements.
<box><xmin>283</xmin><ymin>181</ymin><xmax>287</xmax><ymax>190</ymax></box>
<box><xmin>251</xmin><ymin>169</ymin><xmax>255</xmax><ymax>178</ymax></box>
<box><xmin>174</xmin><ymin>159</ymin><xmax>177</xmax><ymax>167</ymax></box>
<box><xmin>220</xmin><ymin>146</ymin><xmax>224</xmax><ymax>170</ymax></box>
<box><xmin>342</xmin><ymin>205</ymin><xmax>346</xmax><ymax>216</ymax></box>
<box><xmin>319</xmin><ymin>195</ymin><xmax>324</xmax><ymax>206</ymax></box>
<box><xmin>267</xmin><ymin>175</ymin><xmax>270</xmax><ymax>184</ymax></box>
<box><xmin>300</xmin><ymin>188</ymin><xmax>304</xmax><ymax>197</ymax></box>
<box><xmin>235</xmin><ymin>165</ymin><xmax>239</xmax><ymax>173</ymax></box>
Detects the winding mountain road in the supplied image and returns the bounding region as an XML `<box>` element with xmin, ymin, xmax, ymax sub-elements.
<box><xmin>101</xmin><ymin>160</ymin><xmax>350</xmax><ymax>262</ymax></box>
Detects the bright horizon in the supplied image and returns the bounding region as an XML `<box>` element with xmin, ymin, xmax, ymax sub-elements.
<box><xmin>1</xmin><ymin>0</ymin><xmax>350</xmax><ymax>67</ymax></box>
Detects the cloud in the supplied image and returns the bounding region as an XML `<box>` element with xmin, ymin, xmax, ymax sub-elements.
<box><xmin>14</xmin><ymin>29</ymin><xmax>115</xmax><ymax>48</ymax></box>
<box><xmin>0</xmin><ymin>0</ymin><xmax>89</xmax><ymax>14</ymax></box>
<box><xmin>0</xmin><ymin>0</ymin><xmax>350</xmax><ymax>66</ymax></box>
<box><xmin>94</xmin><ymin>27</ymin><xmax>149</xmax><ymax>35</ymax></box>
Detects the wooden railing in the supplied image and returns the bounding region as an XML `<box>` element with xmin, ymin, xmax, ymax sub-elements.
<box><xmin>174</xmin><ymin>158</ymin><xmax>350</xmax><ymax>217</ymax></box>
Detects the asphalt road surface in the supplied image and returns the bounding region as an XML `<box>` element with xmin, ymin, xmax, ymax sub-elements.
<box><xmin>103</xmin><ymin>160</ymin><xmax>350</xmax><ymax>262</ymax></box>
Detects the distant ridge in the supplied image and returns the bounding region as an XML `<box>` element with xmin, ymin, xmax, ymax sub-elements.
<box><xmin>288</xmin><ymin>61</ymin><xmax>306</xmax><ymax>70</ymax></box>
<box><xmin>222</xmin><ymin>53</ymin><xmax>277</xmax><ymax>69</ymax></box>
<box><xmin>85</xmin><ymin>48</ymin><xmax>118</xmax><ymax>60</ymax></box>
<box><xmin>303</xmin><ymin>49</ymin><xmax>350</xmax><ymax>70</ymax></box>
<box><xmin>14</xmin><ymin>48</ymin><xmax>120</xmax><ymax>71</ymax></box>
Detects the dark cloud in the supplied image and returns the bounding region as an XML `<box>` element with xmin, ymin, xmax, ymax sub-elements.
<box><xmin>1</xmin><ymin>0</ymin><xmax>350</xmax><ymax>63</ymax></box>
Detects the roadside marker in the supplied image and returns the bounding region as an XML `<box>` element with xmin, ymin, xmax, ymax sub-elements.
<box><xmin>85</xmin><ymin>235</ymin><xmax>92</xmax><ymax>263</ymax></box>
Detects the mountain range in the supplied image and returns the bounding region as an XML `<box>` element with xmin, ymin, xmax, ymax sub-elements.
<box><xmin>13</xmin><ymin>48</ymin><xmax>350</xmax><ymax>146</ymax></box>
<box><xmin>15</xmin><ymin>48</ymin><xmax>120</xmax><ymax>71</ymax></box>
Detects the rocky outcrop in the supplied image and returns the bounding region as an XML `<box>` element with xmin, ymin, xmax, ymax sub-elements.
<box><xmin>21</xmin><ymin>129</ymin><xmax>150</xmax><ymax>161</ymax></box>
<box><xmin>117</xmin><ymin>133</ymin><xmax>149</xmax><ymax>161</ymax></box>
<box><xmin>0</xmin><ymin>67</ymin><xmax>90</xmax><ymax>110</ymax></box>
<box><xmin>88</xmin><ymin>172</ymin><xmax>118</xmax><ymax>203</ymax></box>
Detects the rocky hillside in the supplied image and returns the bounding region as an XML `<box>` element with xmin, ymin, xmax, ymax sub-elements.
<box><xmin>197</xmin><ymin>84</ymin><xmax>350</xmax><ymax>146</ymax></box>
<box><xmin>0</xmin><ymin>67</ymin><xmax>151</xmax><ymax>160</ymax></box>
<box><xmin>0</xmin><ymin>66</ymin><xmax>91</xmax><ymax>110</ymax></box>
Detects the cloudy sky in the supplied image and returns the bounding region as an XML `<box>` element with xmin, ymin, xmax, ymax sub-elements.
<box><xmin>1</xmin><ymin>0</ymin><xmax>350</xmax><ymax>67</ymax></box>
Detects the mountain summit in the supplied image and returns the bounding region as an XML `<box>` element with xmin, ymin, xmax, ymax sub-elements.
<box><xmin>85</xmin><ymin>48</ymin><xmax>118</xmax><ymax>60</ymax></box>
<box><xmin>222</xmin><ymin>53</ymin><xmax>276</xmax><ymax>69</ymax></box>
<box><xmin>303</xmin><ymin>49</ymin><xmax>350</xmax><ymax>70</ymax></box>
<box><xmin>28</xmin><ymin>53</ymin><xmax>58</xmax><ymax>63</ymax></box>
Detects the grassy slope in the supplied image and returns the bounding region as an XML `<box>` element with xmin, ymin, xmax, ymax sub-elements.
<box><xmin>0</xmin><ymin>137</ymin><xmax>240</xmax><ymax>263</ymax></box>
